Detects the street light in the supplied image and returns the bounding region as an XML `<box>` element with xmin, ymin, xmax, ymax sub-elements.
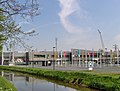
<box><xmin>32</xmin><ymin>50</ymin><xmax>34</xmax><ymax>68</ymax></box>
<box><xmin>53</xmin><ymin>47</ymin><xmax>55</xmax><ymax>70</ymax></box>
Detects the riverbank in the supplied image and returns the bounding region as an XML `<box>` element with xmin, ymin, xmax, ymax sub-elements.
<box><xmin>0</xmin><ymin>66</ymin><xmax>120</xmax><ymax>91</ymax></box>
<box><xmin>0</xmin><ymin>76</ymin><xmax>17</xmax><ymax>91</ymax></box>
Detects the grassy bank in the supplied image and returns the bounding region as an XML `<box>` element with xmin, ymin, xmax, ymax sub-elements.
<box><xmin>0</xmin><ymin>66</ymin><xmax>120</xmax><ymax>91</ymax></box>
<box><xmin>0</xmin><ymin>76</ymin><xmax>17</xmax><ymax>91</ymax></box>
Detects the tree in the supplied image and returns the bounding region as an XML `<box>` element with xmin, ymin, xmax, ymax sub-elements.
<box><xmin>0</xmin><ymin>0</ymin><xmax>39</xmax><ymax>18</ymax></box>
<box><xmin>0</xmin><ymin>12</ymin><xmax>7</xmax><ymax>48</ymax></box>
<box><xmin>0</xmin><ymin>0</ymin><xmax>40</xmax><ymax>50</ymax></box>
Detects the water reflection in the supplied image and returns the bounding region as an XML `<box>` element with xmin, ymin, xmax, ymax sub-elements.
<box><xmin>0</xmin><ymin>71</ymin><xmax>98</xmax><ymax>91</ymax></box>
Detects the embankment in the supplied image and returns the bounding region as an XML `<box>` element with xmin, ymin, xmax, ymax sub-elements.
<box><xmin>0</xmin><ymin>66</ymin><xmax>120</xmax><ymax>91</ymax></box>
<box><xmin>0</xmin><ymin>76</ymin><xmax>17</xmax><ymax>91</ymax></box>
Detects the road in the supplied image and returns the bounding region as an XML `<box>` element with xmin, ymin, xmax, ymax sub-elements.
<box><xmin>18</xmin><ymin>64</ymin><xmax>120</xmax><ymax>73</ymax></box>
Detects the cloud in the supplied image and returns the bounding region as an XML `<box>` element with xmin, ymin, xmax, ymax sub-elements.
<box><xmin>58</xmin><ymin>0</ymin><xmax>86</xmax><ymax>33</ymax></box>
<box><xmin>58</xmin><ymin>0</ymin><xmax>101</xmax><ymax>50</ymax></box>
<box><xmin>58</xmin><ymin>0</ymin><xmax>113</xmax><ymax>51</ymax></box>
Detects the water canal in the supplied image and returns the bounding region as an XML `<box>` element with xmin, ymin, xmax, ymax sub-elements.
<box><xmin>0</xmin><ymin>71</ymin><xmax>99</xmax><ymax>91</ymax></box>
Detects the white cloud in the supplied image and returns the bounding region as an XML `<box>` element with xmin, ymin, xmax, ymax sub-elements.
<box><xmin>58</xmin><ymin>0</ymin><xmax>101</xmax><ymax>50</ymax></box>
<box><xmin>58</xmin><ymin>0</ymin><xmax>83</xmax><ymax>33</ymax></box>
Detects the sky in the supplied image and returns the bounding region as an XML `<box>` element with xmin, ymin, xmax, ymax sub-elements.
<box><xmin>14</xmin><ymin>0</ymin><xmax>120</xmax><ymax>52</ymax></box>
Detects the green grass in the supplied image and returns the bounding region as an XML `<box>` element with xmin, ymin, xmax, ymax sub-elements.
<box><xmin>0</xmin><ymin>76</ymin><xmax>17</xmax><ymax>91</ymax></box>
<box><xmin>0</xmin><ymin>66</ymin><xmax>120</xmax><ymax>91</ymax></box>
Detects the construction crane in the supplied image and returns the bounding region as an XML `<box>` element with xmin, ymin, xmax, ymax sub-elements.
<box><xmin>98</xmin><ymin>29</ymin><xmax>105</xmax><ymax>52</ymax></box>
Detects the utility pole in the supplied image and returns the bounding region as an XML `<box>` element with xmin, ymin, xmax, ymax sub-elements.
<box><xmin>32</xmin><ymin>50</ymin><xmax>34</xmax><ymax>68</ymax></box>
<box><xmin>53</xmin><ymin>47</ymin><xmax>55</xmax><ymax>70</ymax></box>
<box><xmin>55</xmin><ymin>37</ymin><xmax>57</xmax><ymax>65</ymax></box>
<box><xmin>113</xmin><ymin>44</ymin><xmax>119</xmax><ymax>66</ymax></box>
<box><xmin>55</xmin><ymin>37</ymin><xmax>57</xmax><ymax>58</ymax></box>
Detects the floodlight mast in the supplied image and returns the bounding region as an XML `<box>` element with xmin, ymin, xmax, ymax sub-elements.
<box><xmin>98</xmin><ymin>29</ymin><xmax>105</xmax><ymax>52</ymax></box>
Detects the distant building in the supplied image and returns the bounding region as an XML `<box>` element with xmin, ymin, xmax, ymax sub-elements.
<box><xmin>0</xmin><ymin>49</ymin><xmax>119</xmax><ymax>66</ymax></box>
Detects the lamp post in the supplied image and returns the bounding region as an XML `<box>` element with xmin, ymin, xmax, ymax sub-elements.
<box><xmin>117</xmin><ymin>49</ymin><xmax>119</xmax><ymax>66</ymax></box>
<box><xmin>53</xmin><ymin>47</ymin><xmax>55</xmax><ymax>70</ymax></box>
<box><xmin>32</xmin><ymin>50</ymin><xmax>34</xmax><ymax>68</ymax></box>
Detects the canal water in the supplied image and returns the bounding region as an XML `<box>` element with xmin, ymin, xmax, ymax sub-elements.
<box><xmin>0</xmin><ymin>71</ymin><xmax>99</xmax><ymax>91</ymax></box>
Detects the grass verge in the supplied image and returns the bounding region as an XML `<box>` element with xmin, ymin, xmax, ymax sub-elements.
<box><xmin>0</xmin><ymin>76</ymin><xmax>17</xmax><ymax>91</ymax></box>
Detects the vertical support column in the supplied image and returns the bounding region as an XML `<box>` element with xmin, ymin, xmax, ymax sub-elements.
<box><xmin>12</xmin><ymin>44</ymin><xmax>14</xmax><ymax>64</ymax></box>
<box><xmin>78</xmin><ymin>49</ymin><xmax>81</xmax><ymax>67</ymax></box>
<box><xmin>55</xmin><ymin>38</ymin><xmax>57</xmax><ymax>66</ymax></box>
<box><xmin>97</xmin><ymin>50</ymin><xmax>99</xmax><ymax>67</ymax></box>
<box><xmin>72</xmin><ymin>55</ymin><xmax>74</xmax><ymax>66</ymax></box>
<box><xmin>1</xmin><ymin>46</ymin><xmax>4</xmax><ymax>65</ymax></box>
<box><xmin>32</xmin><ymin>50</ymin><xmax>34</xmax><ymax>68</ymax></box>
<box><xmin>117</xmin><ymin>49</ymin><xmax>119</xmax><ymax>66</ymax></box>
<box><xmin>61</xmin><ymin>50</ymin><xmax>62</xmax><ymax>66</ymax></box>
<box><xmin>53</xmin><ymin>47</ymin><xmax>55</xmax><ymax>70</ymax></box>
<box><xmin>82</xmin><ymin>50</ymin><xmax>84</xmax><ymax>67</ymax></box>
<box><xmin>85</xmin><ymin>49</ymin><xmax>87</xmax><ymax>68</ymax></box>
<box><xmin>99</xmin><ymin>51</ymin><xmax>102</xmax><ymax>68</ymax></box>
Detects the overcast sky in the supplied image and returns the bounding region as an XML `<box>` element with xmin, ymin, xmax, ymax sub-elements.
<box><xmin>15</xmin><ymin>0</ymin><xmax>120</xmax><ymax>51</ymax></box>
